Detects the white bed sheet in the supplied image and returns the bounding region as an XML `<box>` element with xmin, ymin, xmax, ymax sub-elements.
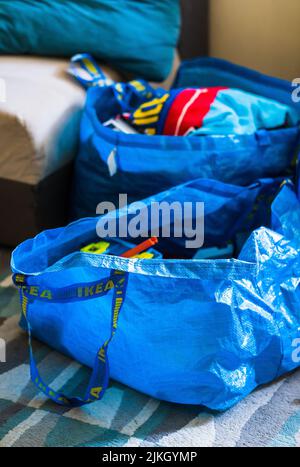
<box><xmin>0</xmin><ymin>56</ymin><xmax>121</xmax><ymax>184</ymax></box>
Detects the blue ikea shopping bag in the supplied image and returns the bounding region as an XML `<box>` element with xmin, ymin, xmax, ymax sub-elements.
<box><xmin>11</xmin><ymin>176</ymin><xmax>300</xmax><ymax>411</ymax></box>
<box><xmin>72</xmin><ymin>57</ymin><xmax>300</xmax><ymax>219</ymax></box>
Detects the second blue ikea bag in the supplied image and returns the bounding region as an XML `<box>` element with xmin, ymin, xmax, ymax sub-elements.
<box><xmin>72</xmin><ymin>57</ymin><xmax>300</xmax><ymax>218</ymax></box>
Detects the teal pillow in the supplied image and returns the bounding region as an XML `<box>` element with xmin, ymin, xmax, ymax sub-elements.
<box><xmin>0</xmin><ymin>0</ymin><xmax>180</xmax><ymax>81</ymax></box>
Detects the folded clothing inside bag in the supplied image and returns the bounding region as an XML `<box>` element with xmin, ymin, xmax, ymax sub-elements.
<box><xmin>122</xmin><ymin>84</ymin><xmax>299</xmax><ymax>136</ymax></box>
<box><xmin>69</xmin><ymin>56</ymin><xmax>299</xmax><ymax>137</ymax></box>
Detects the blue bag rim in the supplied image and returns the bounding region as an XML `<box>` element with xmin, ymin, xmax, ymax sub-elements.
<box><xmin>11</xmin><ymin>176</ymin><xmax>289</xmax><ymax>280</ymax></box>
<box><xmin>174</xmin><ymin>57</ymin><xmax>295</xmax><ymax>96</ymax></box>
<box><xmin>12</xmin><ymin>175</ymin><xmax>281</xmax><ymax>279</ymax></box>
<box><xmin>11</xmin><ymin>248</ymin><xmax>258</xmax><ymax>283</ymax></box>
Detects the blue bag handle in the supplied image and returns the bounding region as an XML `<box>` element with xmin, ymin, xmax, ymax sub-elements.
<box><xmin>68</xmin><ymin>53</ymin><xmax>114</xmax><ymax>89</ymax></box>
<box><xmin>13</xmin><ymin>270</ymin><xmax>128</xmax><ymax>407</ymax></box>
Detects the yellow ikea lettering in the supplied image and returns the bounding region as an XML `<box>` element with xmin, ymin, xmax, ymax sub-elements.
<box><xmin>35</xmin><ymin>378</ymin><xmax>47</xmax><ymax>394</ymax></box>
<box><xmin>130</xmin><ymin>80</ymin><xmax>146</xmax><ymax>92</ymax></box>
<box><xmin>95</xmin><ymin>282</ymin><xmax>104</xmax><ymax>294</ymax></box>
<box><xmin>104</xmin><ymin>280</ymin><xmax>114</xmax><ymax>292</ymax></box>
<box><xmin>29</xmin><ymin>286</ymin><xmax>39</xmax><ymax>296</ymax></box>
<box><xmin>58</xmin><ymin>396</ymin><xmax>70</xmax><ymax>404</ymax></box>
<box><xmin>113</xmin><ymin>298</ymin><xmax>123</xmax><ymax>328</ymax></box>
<box><xmin>15</xmin><ymin>274</ymin><xmax>25</xmax><ymax>283</ymax></box>
<box><xmin>98</xmin><ymin>347</ymin><xmax>106</xmax><ymax>363</ymax></box>
<box><xmin>90</xmin><ymin>387</ymin><xmax>103</xmax><ymax>399</ymax></box>
<box><xmin>40</xmin><ymin>289</ymin><xmax>52</xmax><ymax>300</ymax></box>
<box><xmin>84</xmin><ymin>286</ymin><xmax>95</xmax><ymax>297</ymax></box>
<box><xmin>27</xmin><ymin>287</ymin><xmax>53</xmax><ymax>300</ymax></box>
<box><xmin>82</xmin><ymin>58</ymin><xmax>98</xmax><ymax>76</ymax></box>
<box><xmin>133</xmin><ymin>94</ymin><xmax>169</xmax><ymax>125</ymax></box>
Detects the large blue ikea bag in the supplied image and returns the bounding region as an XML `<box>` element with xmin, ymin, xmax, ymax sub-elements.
<box><xmin>72</xmin><ymin>57</ymin><xmax>300</xmax><ymax>218</ymax></box>
<box><xmin>11</xmin><ymin>177</ymin><xmax>300</xmax><ymax>410</ymax></box>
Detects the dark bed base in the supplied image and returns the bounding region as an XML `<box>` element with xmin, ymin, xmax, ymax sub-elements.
<box><xmin>0</xmin><ymin>163</ymin><xmax>73</xmax><ymax>247</ymax></box>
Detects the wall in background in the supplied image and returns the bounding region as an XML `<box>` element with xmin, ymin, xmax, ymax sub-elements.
<box><xmin>210</xmin><ymin>0</ymin><xmax>300</xmax><ymax>80</ymax></box>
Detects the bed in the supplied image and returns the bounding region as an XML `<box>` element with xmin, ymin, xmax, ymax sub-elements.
<box><xmin>0</xmin><ymin>0</ymin><xmax>208</xmax><ymax>246</ymax></box>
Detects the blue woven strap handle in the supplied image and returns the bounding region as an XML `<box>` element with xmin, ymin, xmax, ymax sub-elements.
<box><xmin>68</xmin><ymin>53</ymin><xmax>114</xmax><ymax>89</ymax></box>
<box><xmin>13</xmin><ymin>270</ymin><xmax>128</xmax><ymax>407</ymax></box>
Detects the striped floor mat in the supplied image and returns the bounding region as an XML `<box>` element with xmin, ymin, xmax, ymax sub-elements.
<box><xmin>1</xmin><ymin>247</ymin><xmax>300</xmax><ymax>447</ymax></box>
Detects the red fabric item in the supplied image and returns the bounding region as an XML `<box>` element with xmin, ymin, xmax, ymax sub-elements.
<box><xmin>163</xmin><ymin>87</ymin><xmax>228</xmax><ymax>136</ymax></box>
